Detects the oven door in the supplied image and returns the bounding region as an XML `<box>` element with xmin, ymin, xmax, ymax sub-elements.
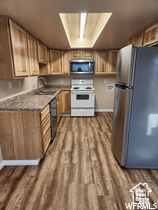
<box><xmin>71</xmin><ymin>91</ymin><xmax>95</xmax><ymax>108</ymax></box>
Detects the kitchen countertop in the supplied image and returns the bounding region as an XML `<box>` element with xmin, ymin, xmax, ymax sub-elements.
<box><xmin>0</xmin><ymin>85</ymin><xmax>70</xmax><ymax>111</ymax></box>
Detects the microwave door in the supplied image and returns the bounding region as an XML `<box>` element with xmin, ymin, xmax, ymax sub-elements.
<box><xmin>70</xmin><ymin>60</ymin><xmax>94</xmax><ymax>75</ymax></box>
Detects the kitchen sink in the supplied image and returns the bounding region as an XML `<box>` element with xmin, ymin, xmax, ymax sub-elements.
<box><xmin>36</xmin><ymin>90</ymin><xmax>56</xmax><ymax>95</ymax></box>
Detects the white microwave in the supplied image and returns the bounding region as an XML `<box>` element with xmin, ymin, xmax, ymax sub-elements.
<box><xmin>70</xmin><ymin>60</ymin><xmax>95</xmax><ymax>75</ymax></box>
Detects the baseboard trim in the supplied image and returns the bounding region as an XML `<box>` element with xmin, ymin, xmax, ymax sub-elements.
<box><xmin>0</xmin><ymin>159</ymin><xmax>40</xmax><ymax>170</ymax></box>
<box><xmin>95</xmin><ymin>109</ymin><xmax>113</xmax><ymax>112</ymax></box>
<box><xmin>0</xmin><ymin>161</ymin><xmax>3</xmax><ymax>170</ymax></box>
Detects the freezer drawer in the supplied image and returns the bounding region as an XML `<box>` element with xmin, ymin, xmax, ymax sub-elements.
<box><xmin>112</xmin><ymin>86</ymin><xmax>132</xmax><ymax>166</ymax></box>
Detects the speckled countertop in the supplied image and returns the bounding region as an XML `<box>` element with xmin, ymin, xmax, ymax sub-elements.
<box><xmin>0</xmin><ymin>85</ymin><xmax>70</xmax><ymax>111</ymax></box>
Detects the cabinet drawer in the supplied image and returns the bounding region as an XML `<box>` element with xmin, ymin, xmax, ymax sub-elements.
<box><xmin>41</xmin><ymin>105</ymin><xmax>50</xmax><ymax>121</ymax></box>
<box><xmin>43</xmin><ymin>127</ymin><xmax>51</xmax><ymax>154</ymax></box>
<box><xmin>41</xmin><ymin>113</ymin><xmax>51</xmax><ymax>138</ymax></box>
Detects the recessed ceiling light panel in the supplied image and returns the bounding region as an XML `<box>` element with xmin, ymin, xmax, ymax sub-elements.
<box><xmin>80</xmin><ymin>13</ymin><xmax>87</xmax><ymax>38</ymax></box>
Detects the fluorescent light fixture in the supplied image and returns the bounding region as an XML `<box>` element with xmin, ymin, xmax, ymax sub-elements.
<box><xmin>80</xmin><ymin>13</ymin><xmax>87</xmax><ymax>38</ymax></box>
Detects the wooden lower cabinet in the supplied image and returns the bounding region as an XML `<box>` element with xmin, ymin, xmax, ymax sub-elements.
<box><xmin>62</xmin><ymin>91</ymin><xmax>71</xmax><ymax>114</ymax></box>
<box><xmin>42</xmin><ymin>128</ymin><xmax>51</xmax><ymax>154</ymax></box>
<box><xmin>56</xmin><ymin>91</ymin><xmax>71</xmax><ymax>123</ymax></box>
<box><xmin>0</xmin><ymin>105</ymin><xmax>51</xmax><ymax>160</ymax></box>
<box><xmin>57</xmin><ymin>92</ymin><xmax>62</xmax><ymax>123</ymax></box>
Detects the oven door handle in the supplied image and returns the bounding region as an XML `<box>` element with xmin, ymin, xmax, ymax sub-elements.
<box><xmin>71</xmin><ymin>91</ymin><xmax>94</xmax><ymax>94</ymax></box>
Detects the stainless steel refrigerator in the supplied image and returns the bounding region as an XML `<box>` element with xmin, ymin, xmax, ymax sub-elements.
<box><xmin>112</xmin><ymin>44</ymin><xmax>158</xmax><ymax>169</ymax></box>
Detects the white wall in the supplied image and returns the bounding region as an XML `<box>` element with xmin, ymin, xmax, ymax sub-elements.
<box><xmin>0</xmin><ymin>77</ymin><xmax>38</xmax><ymax>101</ymax></box>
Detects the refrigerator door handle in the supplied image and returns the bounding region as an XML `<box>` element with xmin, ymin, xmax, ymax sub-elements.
<box><xmin>115</xmin><ymin>83</ymin><xmax>126</xmax><ymax>90</ymax></box>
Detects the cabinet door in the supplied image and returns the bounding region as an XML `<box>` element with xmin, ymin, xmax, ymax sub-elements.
<box><xmin>57</xmin><ymin>92</ymin><xmax>62</xmax><ymax>123</ymax></box>
<box><xmin>143</xmin><ymin>23</ymin><xmax>158</xmax><ymax>46</ymax></box>
<box><xmin>39</xmin><ymin>49</ymin><xmax>50</xmax><ymax>76</ymax></box>
<box><xmin>94</xmin><ymin>51</ymin><xmax>108</xmax><ymax>74</ymax></box>
<box><xmin>62</xmin><ymin>91</ymin><xmax>71</xmax><ymax>114</ymax></box>
<box><xmin>61</xmin><ymin>51</ymin><xmax>70</xmax><ymax>75</ymax></box>
<box><xmin>83</xmin><ymin>51</ymin><xmax>94</xmax><ymax>59</ymax></box>
<box><xmin>50</xmin><ymin>50</ymin><xmax>61</xmax><ymax>75</ymax></box>
<box><xmin>134</xmin><ymin>31</ymin><xmax>144</xmax><ymax>46</ymax></box>
<box><xmin>128</xmin><ymin>37</ymin><xmax>134</xmax><ymax>45</ymax></box>
<box><xmin>9</xmin><ymin>20</ymin><xmax>29</xmax><ymax>77</ymax></box>
<box><xmin>70</xmin><ymin>51</ymin><xmax>83</xmax><ymax>59</ymax></box>
<box><xmin>27</xmin><ymin>34</ymin><xmax>39</xmax><ymax>76</ymax></box>
<box><xmin>37</xmin><ymin>41</ymin><xmax>48</xmax><ymax>64</ymax></box>
<box><xmin>107</xmin><ymin>50</ymin><xmax>118</xmax><ymax>74</ymax></box>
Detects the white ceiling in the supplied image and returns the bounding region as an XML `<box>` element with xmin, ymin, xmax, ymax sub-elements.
<box><xmin>0</xmin><ymin>0</ymin><xmax>158</xmax><ymax>50</ymax></box>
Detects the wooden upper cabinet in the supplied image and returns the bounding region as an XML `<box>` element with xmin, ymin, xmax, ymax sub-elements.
<box><xmin>62</xmin><ymin>91</ymin><xmax>71</xmax><ymax>114</ymax></box>
<box><xmin>94</xmin><ymin>51</ymin><xmax>108</xmax><ymax>74</ymax></box>
<box><xmin>134</xmin><ymin>31</ymin><xmax>144</xmax><ymax>46</ymax></box>
<box><xmin>107</xmin><ymin>50</ymin><xmax>118</xmax><ymax>74</ymax></box>
<box><xmin>83</xmin><ymin>51</ymin><xmax>94</xmax><ymax>59</ymax></box>
<box><xmin>70</xmin><ymin>51</ymin><xmax>83</xmax><ymax>59</ymax></box>
<box><xmin>37</xmin><ymin>41</ymin><xmax>48</xmax><ymax>64</ymax></box>
<box><xmin>70</xmin><ymin>50</ymin><xmax>93</xmax><ymax>60</ymax></box>
<box><xmin>0</xmin><ymin>16</ymin><xmax>14</xmax><ymax>79</ymax></box>
<box><xmin>143</xmin><ymin>23</ymin><xmax>158</xmax><ymax>46</ymax></box>
<box><xmin>128</xmin><ymin>37</ymin><xmax>134</xmax><ymax>45</ymax></box>
<box><xmin>39</xmin><ymin>49</ymin><xmax>50</xmax><ymax>76</ymax></box>
<box><xmin>61</xmin><ymin>51</ymin><xmax>70</xmax><ymax>75</ymax></box>
<box><xmin>27</xmin><ymin>34</ymin><xmax>39</xmax><ymax>76</ymax></box>
<box><xmin>9</xmin><ymin>20</ymin><xmax>30</xmax><ymax>77</ymax></box>
<box><xmin>50</xmin><ymin>50</ymin><xmax>61</xmax><ymax>75</ymax></box>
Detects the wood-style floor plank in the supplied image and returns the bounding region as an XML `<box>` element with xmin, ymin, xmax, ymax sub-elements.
<box><xmin>0</xmin><ymin>112</ymin><xmax>158</xmax><ymax>210</ymax></box>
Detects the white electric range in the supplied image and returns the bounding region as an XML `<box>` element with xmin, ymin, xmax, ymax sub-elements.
<box><xmin>71</xmin><ymin>79</ymin><xmax>95</xmax><ymax>116</ymax></box>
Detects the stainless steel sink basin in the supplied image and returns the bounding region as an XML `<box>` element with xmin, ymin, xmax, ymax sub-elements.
<box><xmin>37</xmin><ymin>90</ymin><xmax>56</xmax><ymax>95</ymax></box>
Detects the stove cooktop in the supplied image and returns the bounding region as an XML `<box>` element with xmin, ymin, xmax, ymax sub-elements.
<box><xmin>71</xmin><ymin>79</ymin><xmax>95</xmax><ymax>91</ymax></box>
<box><xmin>71</xmin><ymin>86</ymin><xmax>95</xmax><ymax>91</ymax></box>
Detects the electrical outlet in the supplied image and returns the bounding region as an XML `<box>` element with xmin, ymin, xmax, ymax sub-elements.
<box><xmin>104</xmin><ymin>79</ymin><xmax>107</xmax><ymax>84</ymax></box>
<box><xmin>18</xmin><ymin>81</ymin><xmax>21</xmax><ymax>87</ymax></box>
<box><xmin>61</xmin><ymin>80</ymin><xmax>63</xmax><ymax>84</ymax></box>
<box><xmin>8</xmin><ymin>81</ymin><xmax>12</xmax><ymax>89</ymax></box>
<box><xmin>106</xmin><ymin>84</ymin><xmax>114</xmax><ymax>91</ymax></box>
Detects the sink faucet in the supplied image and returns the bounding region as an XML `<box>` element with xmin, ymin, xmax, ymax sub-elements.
<box><xmin>37</xmin><ymin>77</ymin><xmax>47</xmax><ymax>94</ymax></box>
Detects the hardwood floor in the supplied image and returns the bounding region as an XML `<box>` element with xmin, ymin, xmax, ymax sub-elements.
<box><xmin>0</xmin><ymin>113</ymin><xmax>158</xmax><ymax>210</ymax></box>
